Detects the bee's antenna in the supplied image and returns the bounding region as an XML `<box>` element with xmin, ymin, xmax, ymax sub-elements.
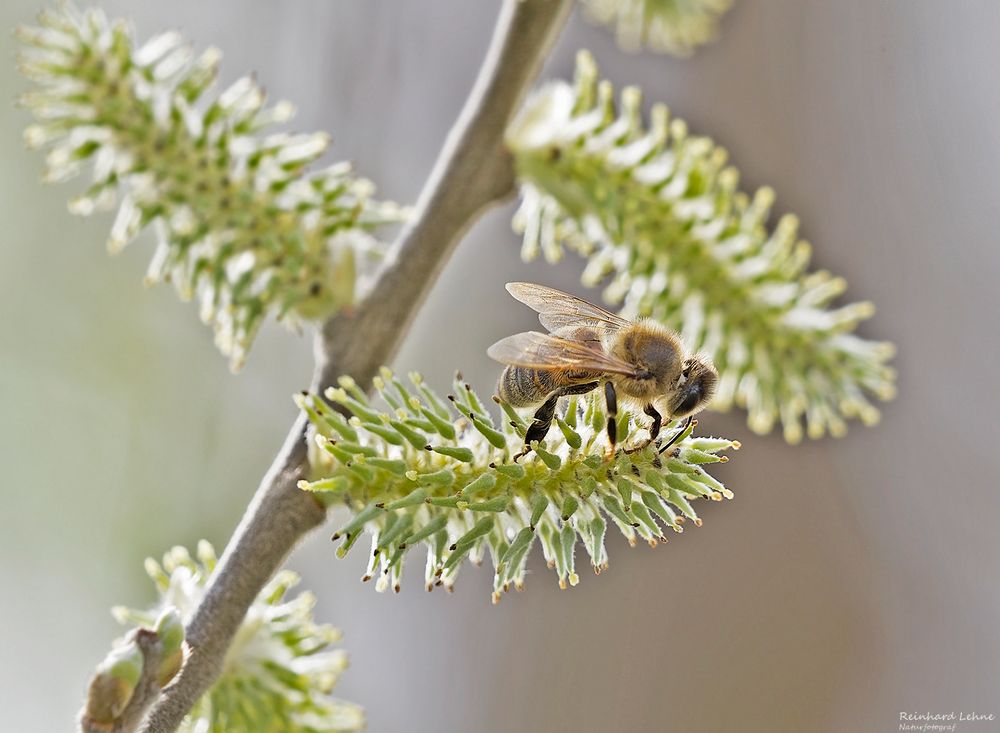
<box><xmin>658</xmin><ymin>415</ymin><xmax>693</xmax><ymax>454</ymax></box>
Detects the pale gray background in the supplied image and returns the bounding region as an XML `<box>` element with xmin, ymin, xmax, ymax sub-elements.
<box><xmin>2</xmin><ymin>1</ymin><xmax>998</xmax><ymax>731</ymax></box>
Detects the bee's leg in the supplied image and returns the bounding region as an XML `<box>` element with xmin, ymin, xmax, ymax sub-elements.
<box><xmin>604</xmin><ymin>381</ymin><xmax>618</xmax><ymax>455</ymax></box>
<box><xmin>516</xmin><ymin>394</ymin><xmax>560</xmax><ymax>462</ymax></box>
<box><xmin>658</xmin><ymin>415</ymin><xmax>693</xmax><ymax>455</ymax></box>
<box><xmin>556</xmin><ymin>381</ymin><xmax>600</xmax><ymax>398</ymax></box>
<box><xmin>645</xmin><ymin>404</ymin><xmax>662</xmax><ymax>442</ymax></box>
<box><xmin>625</xmin><ymin>403</ymin><xmax>662</xmax><ymax>454</ymax></box>
<box><xmin>515</xmin><ymin>382</ymin><xmax>598</xmax><ymax>461</ymax></box>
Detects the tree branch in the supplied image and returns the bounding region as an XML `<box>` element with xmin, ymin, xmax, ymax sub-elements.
<box><xmin>316</xmin><ymin>0</ymin><xmax>574</xmax><ymax>384</ymax></box>
<box><xmin>80</xmin><ymin>625</ymin><xmax>175</xmax><ymax>733</ymax></box>
<box><xmin>138</xmin><ymin>1</ymin><xmax>572</xmax><ymax>731</ymax></box>
<box><xmin>109</xmin><ymin>630</ymin><xmax>166</xmax><ymax>733</ymax></box>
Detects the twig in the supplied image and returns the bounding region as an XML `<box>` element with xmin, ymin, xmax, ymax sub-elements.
<box><xmin>110</xmin><ymin>630</ymin><xmax>166</xmax><ymax>733</ymax></box>
<box><xmin>80</xmin><ymin>628</ymin><xmax>164</xmax><ymax>733</ymax></box>
<box><xmin>138</xmin><ymin>1</ymin><xmax>572</xmax><ymax>731</ymax></box>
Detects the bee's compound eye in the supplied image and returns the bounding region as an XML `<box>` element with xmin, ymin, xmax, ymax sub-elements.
<box><xmin>673</xmin><ymin>356</ymin><xmax>717</xmax><ymax>417</ymax></box>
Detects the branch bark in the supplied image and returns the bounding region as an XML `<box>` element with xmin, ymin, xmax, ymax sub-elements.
<box><xmin>80</xmin><ymin>629</ymin><xmax>164</xmax><ymax>733</ymax></box>
<box><xmin>137</xmin><ymin>1</ymin><xmax>572</xmax><ymax>731</ymax></box>
<box><xmin>110</xmin><ymin>630</ymin><xmax>166</xmax><ymax>733</ymax></box>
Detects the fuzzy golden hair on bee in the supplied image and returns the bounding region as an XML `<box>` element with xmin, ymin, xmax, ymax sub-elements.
<box><xmin>606</xmin><ymin>320</ymin><xmax>684</xmax><ymax>404</ymax></box>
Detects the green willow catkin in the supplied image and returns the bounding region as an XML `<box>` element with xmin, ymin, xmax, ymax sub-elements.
<box><xmin>506</xmin><ymin>51</ymin><xmax>896</xmax><ymax>442</ymax></box>
<box><xmin>112</xmin><ymin>543</ymin><xmax>363</xmax><ymax>733</ymax></box>
<box><xmin>17</xmin><ymin>7</ymin><xmax>405</xmax><ymax>369</ymax></box>
<box><xmin>297</xmin><ymin>369</ymin><xmax>738</xmax><ymax>603</ymax></box>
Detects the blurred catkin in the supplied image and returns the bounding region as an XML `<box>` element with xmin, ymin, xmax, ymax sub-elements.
<box><xmin>506</xmin><ymin>51</ymin><xmax>896</xmax><ymax>442</ymax></box>
<box><xmin>112</xmin><ymin>543</ymin><xmax>364</xmax><ymax>733</ymax></box>
<box><xmin>17</xmin><ymin>7</ymin><xmax>406</xmax><ymax>369</ymax></box>
<box><xmin>581</xmin><ymin>0</ymin><xmax>733</xmax><ymax>56</ymax></box>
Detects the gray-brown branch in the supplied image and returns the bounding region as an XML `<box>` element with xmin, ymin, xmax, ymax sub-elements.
<box><xmin>109</xmin><ymin>630</ymin><xmax>166</xmax><ymax>733</ymax></box>
<box><xmin>137</xmin><ymin>1</ymin><xmax>572</xmax><ymax>731</ymax></box>
<box><xmin>81</xmin><ymin>628</ymin><xmax>165</xmax><ymax>733</ymax></box>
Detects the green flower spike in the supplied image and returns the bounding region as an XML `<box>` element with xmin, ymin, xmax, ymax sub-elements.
<box><xmin>113</xmin><ymin>542</ymin><xmax>363</xmax><ymax>733</ymax></box>
<box><xmin>506</xmin><ymin>51</ymin><xmax>896</xmax><ymax>443</ymax></box>
<box><xmin>17</xmin><ymin>7</ymin><xmax>406</xmax><ymax>369</ymax></box>
<box><xmin>580</xmin><ymin>0</ymin><xmax>733</xmax><ymax>57</ymax></box>
<box><xmin>296</xmin><ymin>368</ymin><xmax>738</xmax><ymax>604</ymax></box>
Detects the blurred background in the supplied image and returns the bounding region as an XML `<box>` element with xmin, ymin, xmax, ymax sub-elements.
<box><xmin>3</xmin><ymin>1</ymin><xmax>998</xmax><ymax>731</ymax></box>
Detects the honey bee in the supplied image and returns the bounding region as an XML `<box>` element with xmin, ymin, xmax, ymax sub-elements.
<box><xmin>488</xmin><ymin>282</ymin><xmax>717</xmax><ymax>458</ymax></box>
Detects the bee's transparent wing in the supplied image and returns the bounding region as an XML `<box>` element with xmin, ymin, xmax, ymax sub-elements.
<box><xmin>487</xmin><ymin>331</ymin><xmax>643</xmax><ymax>377</ymax></box>
<box><xmin>506</xmin><ymin>282</ymin><xmax>632</xmax><ymax>334</ymax></box>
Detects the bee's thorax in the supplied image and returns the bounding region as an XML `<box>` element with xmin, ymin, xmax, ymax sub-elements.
<box><xmin>609</xmin><ymin>322</ymin><xmax>683</xmax><ymax>401</ymax></box>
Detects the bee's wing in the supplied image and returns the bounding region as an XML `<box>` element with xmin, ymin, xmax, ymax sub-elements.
<box><xmin>487</xmin><ymin>331</ymin><xmax>644</xmax><ymax>377</ymax></box>
<box><xmin>506</xmin><ymin>282</ymin><xmax>632</xmax><ymax>334</ymax></box>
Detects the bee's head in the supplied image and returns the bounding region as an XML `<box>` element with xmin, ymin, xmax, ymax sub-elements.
<box><xmin>669</xmin><ymin>355</ymin><xmax>718</xmax><ymax>418</ymax></box>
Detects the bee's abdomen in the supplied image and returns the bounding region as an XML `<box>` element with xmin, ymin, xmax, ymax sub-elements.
<box><xmin>498</xmin><ymin>366</ymin><xmax>556</xmax><ymax>407</ymax></box>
